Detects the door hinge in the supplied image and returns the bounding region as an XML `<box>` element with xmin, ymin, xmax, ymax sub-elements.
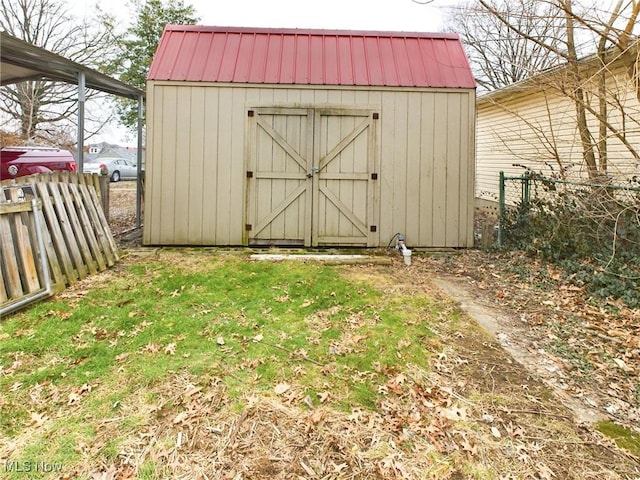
<box><xmin>371</xmin><ymin>173</ymin><xmax>378</xmax><ymax>180</ymax></box>
<box><xmin>372</xmin><ymin>112</ymin><xmax>379</xmax><ymax>119</ymax></box>
<box><xmin>248</xmin><ymin>110</ymin><xmax>254</xmax><ymax>117</ymax></box>
<box><xmin>246</xmin><ymin>171</ymin><xmax>253</xmax><ymax>178</ymax></box>
<box><xmin>245</xmin><ymin>224</ymin><xmax>252</xmax><ymax>231</ymax></box>
<box><xmin>370</xmin><ymin>225</ymin><xmax>377</xmax><ymax>232</ymax></box>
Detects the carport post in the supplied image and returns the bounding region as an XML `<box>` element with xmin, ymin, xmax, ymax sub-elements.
<box><xmin>77</xmin><ymin>71</ymin><xmax>85</xmax><ymax>173</ymax></box>
<box><xmin>136</xmin><ymin>93</ymin><xmax>144</xmax><ymax>228</ymax></box>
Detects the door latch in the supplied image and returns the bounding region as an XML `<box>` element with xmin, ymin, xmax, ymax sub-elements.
<box><xmin>307</xmin><ymin>166</ymin><xmax>319</xmax><ymax>178</ymax></box>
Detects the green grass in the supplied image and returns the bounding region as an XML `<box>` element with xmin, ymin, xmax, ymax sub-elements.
<box><xmin>596</xmin><ymin>421</ymin><xmax>640</xmax><ymax>458</ymax></box>
<box><xmin>0</xmin><ymin>252</ymin><xmax>440</xmax><ymax>477</ymax></box>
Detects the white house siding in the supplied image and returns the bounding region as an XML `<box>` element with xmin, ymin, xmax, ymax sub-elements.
<box><xmin>143</xmin><ymin>82</ymin><xmax>475</xmax><ymax>248</ymax></box>
<box><xmin>476</xmin><ymin>61</ymin><xmax>640</xmax><ymax>204</ymax></box>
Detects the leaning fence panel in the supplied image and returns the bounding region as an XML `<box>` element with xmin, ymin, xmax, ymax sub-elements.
<box><xmin>1</xmin><ymin>173</ymin><xmax>119</xmax><ymax>316</ymax></box>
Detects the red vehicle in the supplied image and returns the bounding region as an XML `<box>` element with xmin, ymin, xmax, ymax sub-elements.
<box><xmin>0</xmin><ymin>146</ymin><xmax>77</xmax><ymax>180</ymax></box>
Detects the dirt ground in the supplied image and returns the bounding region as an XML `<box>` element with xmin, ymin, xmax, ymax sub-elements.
<box><xmin>103</xmin><ymin>182</ymin><xmax>639</xmax><ymax>478</ymax></box>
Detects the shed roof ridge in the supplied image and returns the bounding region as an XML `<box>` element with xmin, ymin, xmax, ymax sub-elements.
<box><xmin>164</xmin><ymin>24</ymin><xmax>461</xmax><ymax>40</ymax></box>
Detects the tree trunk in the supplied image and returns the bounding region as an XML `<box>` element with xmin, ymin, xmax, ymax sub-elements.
<box><xmin>564</xmin><ymin>0</ymin><xmax>599</xmax><ymax>181</ymax></box>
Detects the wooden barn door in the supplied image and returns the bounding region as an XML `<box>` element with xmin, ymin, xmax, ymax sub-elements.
<box><xmin>246</xmin><ymin>107</ymin><xmax>377</xmax><ymax>247</ymax></box>
<box><xmin>312</xmin><ymin>109</ymin><xmax>377</xmax><ymax>247</ymax></box>
<box><xmin>246</xmin><ymin>108</ymin><xmax>314</xmax><ymax>246</ymax></box>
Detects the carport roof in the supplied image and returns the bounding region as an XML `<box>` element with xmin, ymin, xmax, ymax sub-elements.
<box><xmin>149</xmin><ymin>25</ymin><xmax>476</xmax><ymax>89</ymax></box>
<box><xmin>0</xmin><ymin>31</ymin><xmax>144</xmax><ymax>99</ymax></box>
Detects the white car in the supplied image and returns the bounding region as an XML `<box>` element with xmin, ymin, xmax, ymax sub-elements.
<box><xmin>84</xmin><ymin>157</ymin><xmax>138</xmax><ymax>182</ymax></box>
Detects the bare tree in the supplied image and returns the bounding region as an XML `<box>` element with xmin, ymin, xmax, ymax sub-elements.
<box><xmin>444</xmin><ymin>0</ymin><xmax>566</xmax><ymax>91</ymax></box>
<box><xmin>0</xmin><ymin>0</ymin><xmax>118</xmax><ymax>144</ymax></box>
<box><xmin>474</xmin><ymin>0</ymin><xmax>640</xmax><ymax>181</ymax></box>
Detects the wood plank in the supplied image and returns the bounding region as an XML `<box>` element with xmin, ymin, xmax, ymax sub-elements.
<box><xmin>15</xmin><ymin>218</ymin><xmax>40</xmax><ymax>292</ymax></box>
<box><xmin>50</xmin><ymin>182</ymin><xmax>88</xmax><ymax>278</ymax></box>
<box><xmin>37</xmin><ymin>182</ymin><xmax>78</xmax><ymax>282</ymax></box>
<box><xmin>368</xmin><ymin>107</ymin><xmax>379</xmax><ymax>247</ymax></box>
<box><xmin>317</xmin><ymin>117</ymin><xmax>370</xmax><ymax>171</ymax></box>
<box><xmin>0</xmin><ymin>202</ymin><xmax>37</xmax><ymax>214</ymax></box>
<box><xmin>15</xmin><ymin>179</ymin><xmax>63</xmax><ymax>289</ymax></box>
<box><xmin>58</xmin><ymin>183</ymin><xmax>96</xmax><ymax>275</ymax></box>
<box><xmin>0</xmin><ymin>213</ymin><xmax>23</xmax><ymax>299</ymax></box>
<box><xmin>317</xmin><ymin>236</ymin><xmax>369</xmax><ymax>245</ymax></box>
<box><xmin>70</xmin><ymin>185</ymin><xmax>106</xmax><ymax>271</ymax></box>
<box><xmin>253</xmin><ymin>184</ymin><xmax>306</xmax><ymax>236</ymax></box>
<box><xmin>6</xmin><ymin>190</ymin><xmax>40</xmax><ymax>294</ymax></box>
<box><xmin>86</xmin><ymin>185</ymin><xmax>119</xmax><ymax>261</ymax></box>
<box><xmin>36</xmin><ymin>206</ymin><xmax>65</xmax><ymax>289</ymax></box>
<box><xmin>318</xmin><ymin>185</ymin><xmax>368</xmax><ymax>236</ymax></box>
<box><xmin>256</xmin><ymin>116</ymin><xmax>308</xmax><ymax>172</ymax></box>
<box><xmin>0</xmin><ymin>249</ymin><xmax>7</xmax><ymax>303</ymax></box>
<box><xmin>79</xmin><ymin>184</ymin><xmax>116</xmax><ymax>266</ymax></box>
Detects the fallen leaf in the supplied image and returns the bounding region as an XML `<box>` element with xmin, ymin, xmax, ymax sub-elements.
<box><xmin>317</xmin><ymin>391</ymin><xmax>330</xmax><ymax>403</ymax></box>
<box><xmin>333</xmin><ymin>463</ymin><xmax>347</xmax><ymax>472</ymax></box>
<box><xmin>115</xmin><ymin>352</ymin><xmax>130</xmax><ymax>362</ymax></box>
<box><xmin>173</xmin><ymin>411</ymin><xmax>189</xmax><ymax>424</ymax></box>
<box><xmin>164</xmin><ymin>343</ymin><xmax>177</xmax><ymax>355</ymax></box>
<box><xmin>143</xmin><ymin>342</ymin><xmax>160</xmax><ymax>354</ymax></box>
<box><xmin>441</xmin><ymin>406</ymin><xmax>467</xmax><ymax>421</ymax></box>
<box><xmin>274</xmin><ymin>382</ymin><xmax>291</xmax><ymax>395</ymax></box>
<box><xmin>30</xmin><ymin>412</ymin><xmax>48</xmax><ymax>427</ymax></box>
<box><xmin>216</xmin><ymin>336</ymin><xmax>225</xmax><ymax>345</ymax></box>
<box><xmin>184</xmin><ymin>386</ymin><xmax>202</xmax><ymax>397</ymax></box>
<box><xmin>613</xmin><ymin>358</ymin><xmax>633</xmax><ymax>372</ymax></box>
<box><xmin>90</xmin><ymin>465</ymin><xmax>118</xmax><ymax>480</ymax></box>
<box><xmin>253</xmin><ymin>333</ymin><xmax>264</xmax><ymax>342</ymax></box>
<box><xmin>491</xmin><ymin>426</ymin><xmax>501</xmax><ymax>438</ymax></box>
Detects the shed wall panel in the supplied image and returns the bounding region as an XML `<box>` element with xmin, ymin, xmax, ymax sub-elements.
<box><xmin>418</xmin><ymin>92</ymin><xmax>435</xmax><ymax>244</ymax></box>
<box><xmin>144</xmin><ymin>82</ymin><xmax>475</xmax><ymax>247</ymax></box>
<box><xmin>431</xmin><ymin>93</ymin><xmax>448</xmax><ymax>246</ymax></box>
<box><xmin>173</xmin><ymin>86</ymin><xmax>192</xmax><ymax>244</ymax></box>
<box><xmin>202</xmin><ymin>88</ymin><xmax>220</xmax><ymax>241</ymax></box>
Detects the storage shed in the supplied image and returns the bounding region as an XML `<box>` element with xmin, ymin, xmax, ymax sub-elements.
<box><xmin>144</xmin><ymin>26</ymin><xmax>476</xmax><ymax>248</ymax></box>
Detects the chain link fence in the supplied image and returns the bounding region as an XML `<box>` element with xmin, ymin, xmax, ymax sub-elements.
<box><xmin>495</xmin><ymin>171</ymin><xmax>640</xmax><ymax>306</ymax></box>
<box><xmin>498</xmin><ymin>171</ymin><xmax>640</xmax><ymax>251</ymax></box>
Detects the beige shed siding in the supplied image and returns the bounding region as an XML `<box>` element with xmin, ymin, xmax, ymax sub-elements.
<box><xmin>476</xmin><ymin>62</ymin><xmax>640</xmax><ymax>204</ymax></box>
<box><xmin>144</xmin><ymin>82</ymin><xmax>475</xmax><ymax>247</ymax></box>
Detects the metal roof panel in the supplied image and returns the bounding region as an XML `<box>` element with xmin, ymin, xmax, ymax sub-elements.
<box><xmin>149</xmin><ymin>26</ymin><xmax>476</xmax><ymax>89</ymax></box>
<box><xmin>1</xmin><ymin>32</ymin><xmax>143</xmax><ymax>99</ymax></box>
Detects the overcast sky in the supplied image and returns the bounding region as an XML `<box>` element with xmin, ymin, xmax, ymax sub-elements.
<box><xmin>74</xmin><ymin>0</ymin><xmax>452</xmax><ymax>32</ymax></box>
<box><xmin>70</xmin><ymin>0</ymin><xmax>455</xmax><ymax>144</ymax></box>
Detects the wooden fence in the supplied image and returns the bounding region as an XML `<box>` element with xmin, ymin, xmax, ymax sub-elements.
<box><xmin>1</xmin><ymin>172</ymin><xmax>118</xmax><ymax>314</ymax></box>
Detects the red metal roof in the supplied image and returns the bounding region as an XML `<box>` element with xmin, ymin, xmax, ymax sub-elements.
<box><xmin>148</xmin><ymin>26</ymin><xmax>476</xmax><ymax>89</ymax></box>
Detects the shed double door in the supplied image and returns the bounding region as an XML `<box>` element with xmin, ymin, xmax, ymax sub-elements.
<box><xmin>246</xmin><ymin>107</ymin><xmax>378</xmax><ymax>247</ymax></box>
